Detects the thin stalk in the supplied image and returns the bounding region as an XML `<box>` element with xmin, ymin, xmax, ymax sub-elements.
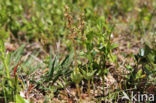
<box><xmin>102</xmin><ymin>74</ymin><xmax>105</xmax><ymax>96</ymax></box>
<box><xmin>102</xmin><ymin>57</ymin><xmax>106</xmax><ymax>96</ymax></box>
<box><xmin>0</xmin><ymin>50</ymin><xmax>12</xmax><ymax>87</ymax></box>
<box><xmin>92</xmin><ymin>78</ymin><xmax>95</xmax><ymax>96</ymax></box>
<box><xmin>76</xmin><ymin>83</ymin><xmax>82</xmax><ymax>102</ymax></box>
<box><xmin>88</xmin><ymin>80</ymin><xmax>91</xmax><ymax>97</ymax></box>
<box><xmin>2</xmin><ymin>78</ymin><xmax>7</xmax><ymax>103</ymax></box>
<box><xmin>73</xmin><ymin>39</ymin><xmax>77</xmax><ymax>66</ymax></box>
<box><xmin>90</xmin><ymin>63</ymin><xmax>95</xmax><ymax>96</ymax></box>
<box><xmin>65</xmin><ymin>7</ymin><xmax>82</xmax><ymax>101</ymax></box>
<box><xmin>0</xmin><ymin>42</ymin><xmax>13</xmax><ymax>102</ymax></box>
<box><xmin>86</xmin><ymin>65</ymin><xmax>91</xmax><ymax>98</ymax></box>
<box><xmin>73</xmin><ymin>38</ymin><xmax>82</xmax><ymax>101</ymax></box>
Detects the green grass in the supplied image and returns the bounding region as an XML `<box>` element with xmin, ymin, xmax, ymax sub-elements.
<box><xmin>0</xmin><ymin>0</ymin><xmax>156</xmax><ymax>102</ymax></box>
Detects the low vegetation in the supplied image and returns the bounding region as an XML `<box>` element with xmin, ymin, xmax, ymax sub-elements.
<box><xmin>0</xmin><ymin>0</ymin><xmax>156</xmax><ymax>103</ymax></box>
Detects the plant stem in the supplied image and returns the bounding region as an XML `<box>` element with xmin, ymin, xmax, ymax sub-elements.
<box><xmin>86</xmin><ymin>65</ymin><xmax>91</xmax><ymax>98</ymax></box>
<box><xmin>2</xmin><ymin>78</ymin><xmax>7</xmax><ymax>103</ymax></box>
<box><xmin>88</xmin><ymin>80</ymin><xmax>91</xmax><ymax>97</ymax></box>
<box><xmin>76</xmin><ymin>83</ymin><xmax>82</xmax><ymax>102</ymax></box>
<box><xmin>102</xmin><ymin>74</ymin><xmax>105</xmax><ymax>96</ymax></box>
<box><xmin>92</xmin><ymin>78</ymin><xmax>95</xmax><ymax>96</ymax></box>
<box><xmin>73</xmin><ymin>37</ymin><xmax>82</xmax><ymax>101</ymax></box>
<box><xmin>73</xmin><ymin>39</ymin><xmax>77</xmax><ymax>66</ymax></box>
<box><xmin>1</xmin><ymin>50</ymin><xmax>12</xmax><ymax>87</ymax></box>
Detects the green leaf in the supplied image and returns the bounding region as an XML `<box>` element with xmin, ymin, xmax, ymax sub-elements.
<box><xmin>136</xmin><ymin>69</ymin><xmax>143</xmax><ymax>79</ymax></box>
<box><xmin>16</xmin><ymin>94</ymin><xmax>29</xmax><ymax>103</ymax></box>
<box><xmin>110</xmin><ymin>43</ymin><xmax>119</xmax><ymax>50</ymax></box>
<box><xmin>48</xmin><ymin>47</ymin><xmax>53</xmax><ymax>71</ymax></box>
<box><xmin>48</xmin><ymin>57</ymin><xmax>56</xmax><ymax>79</ymax></box>
<box><xmin>104</xmin><ymin>69</ymin><xmax>109</xmax><ymax>74</ymax></box>
<box><xmin>71</xmin><ymin>68</ymin><xmax>83</xmax><ymax>84</ymax></box>
<box><xmin>81</xmin><ymin>69</ymin><xmax>96</xmax><ymax>80</ymax></box>
<box><xmin>60</xmin><ymin>55</ymin><xmax>69</xmax><ymax>66</ymax></box>
<box><xmin>6</xmin><ymin>53</ymin><xmax>11</xmax><ymax>65</ymax></box>
<box><xmin>0</xmin><ymin>40</ymin><xmax>5</xmax><ymax>52</ymax></box>
<box><xmin>0</xmin><ymin>28</ymin><xmax>9</xmax><ymax>40</ymax></box>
